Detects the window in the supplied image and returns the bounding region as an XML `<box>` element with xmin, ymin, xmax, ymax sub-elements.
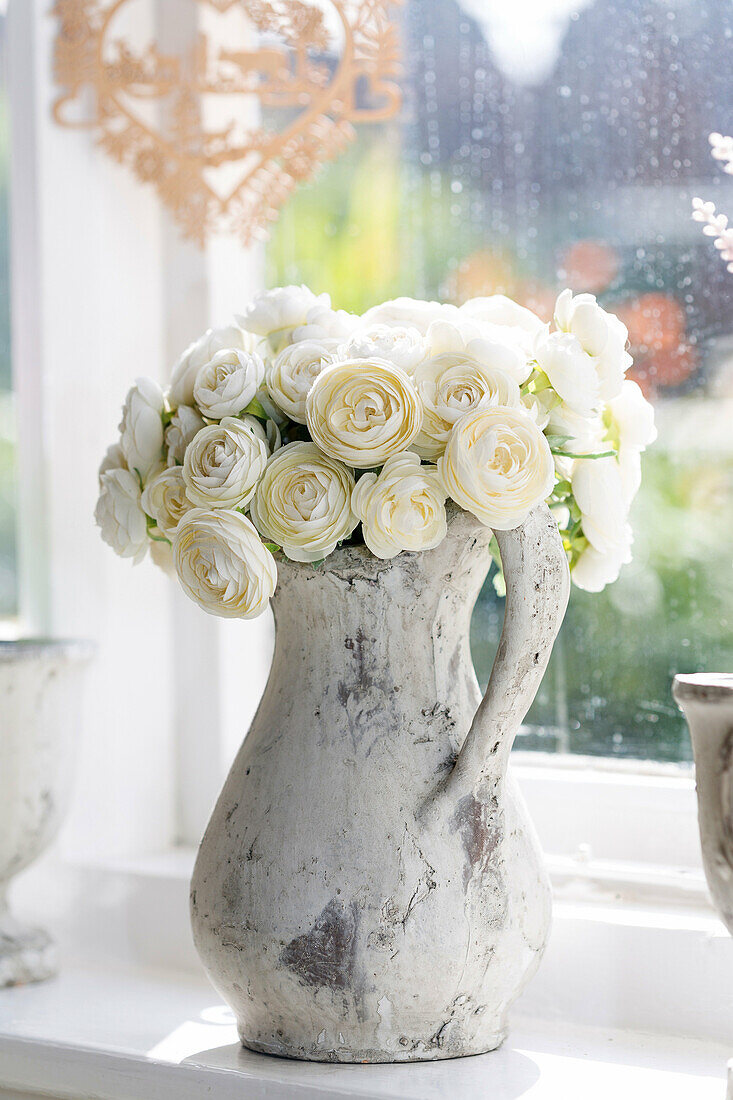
<box><xmin>0</xmin><ymin>2</ymin><xmax>14</xmax><ymax>621</ymax></box>
<box><xmin>267</xmin><ymin>0</ymin><xmax>733</xmax><ymax>763</ymax></box>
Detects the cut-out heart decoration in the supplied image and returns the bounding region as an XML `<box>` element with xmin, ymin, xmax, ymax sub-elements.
<box><xmin>52</xmin><ymin>0</ymin><xmax>403</xmax><ymax>246</ymax></box>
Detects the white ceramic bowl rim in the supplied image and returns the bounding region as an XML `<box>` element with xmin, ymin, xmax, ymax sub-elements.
<box><xmin>673</xmin><ymin>673</ymin><xmax>733</xmax><ymax>702</ymax></box>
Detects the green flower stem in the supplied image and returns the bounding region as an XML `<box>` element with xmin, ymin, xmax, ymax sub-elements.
<box><xmin>550</xmin><ymin>449</ymin><xmax>617</xmax><ymax>460</ymax></box>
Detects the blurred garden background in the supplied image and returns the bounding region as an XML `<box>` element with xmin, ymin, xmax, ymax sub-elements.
<box><xmin>1</xmin><ymin>0</ymin><xmax>731</xmax><ymax>761</ymax></box>
<box><xmin>266</xmin><ymin>0</ymin><xmax>733</xmax><ymax>762</ymax></box>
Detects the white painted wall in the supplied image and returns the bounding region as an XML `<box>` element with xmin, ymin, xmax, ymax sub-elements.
<box><xmin>9</xmin><ymin>0</ymin><xmax>176</xmax><ymax>858</ymax></box>
<box><xmin>7</xmin><ymin>0</ymin><xmax>275</xmax><ymax>858</ymax></box>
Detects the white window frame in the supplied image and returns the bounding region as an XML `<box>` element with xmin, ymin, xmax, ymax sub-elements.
<box><xmin>8</xmin><ymin>0</ymin><xmax>706</xmax><ymax>912</ymax></box>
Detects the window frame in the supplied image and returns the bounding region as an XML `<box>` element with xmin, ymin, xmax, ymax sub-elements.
<box><xmin>6</xmin><ymin>0</ymin><xmax>705</xmax><ymax>888</ymax></box>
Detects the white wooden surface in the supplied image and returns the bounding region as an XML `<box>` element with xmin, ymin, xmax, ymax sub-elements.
<box><xmin>0</xmin><ymin>963</ymin><xmax>728</xmax><ymax>1100</ymax></box>
<box><xmin>9</xmin><ymin>842</ymin><xmax>733</xmax><ymax>1047</ymax></box>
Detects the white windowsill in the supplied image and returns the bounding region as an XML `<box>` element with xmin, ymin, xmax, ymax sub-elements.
<box><xmin>0</xmin><ymin>962</ymin><xmax>729</xmax><ymax>1100</ymax></box>
<box><xmin>6</xmin><ymin>758</ymin><xmax>729</xmax><ymax>1098</ymax></box>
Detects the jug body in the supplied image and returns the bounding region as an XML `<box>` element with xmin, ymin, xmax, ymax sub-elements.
<box><xmin>191</xmin><ymin>505</ymin><xmax>569</xmax><ymax>1062</ymax></box>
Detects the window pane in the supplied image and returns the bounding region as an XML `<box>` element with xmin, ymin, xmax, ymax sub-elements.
<box><xmin>0</xmin><ymin>7</ymin><xmax>15</xmax><ymax>620</ymax></box>
<box><xmin>266</xmin><ymin>0</ymin><xmax>733</xmax><ymax>762</ymax></box>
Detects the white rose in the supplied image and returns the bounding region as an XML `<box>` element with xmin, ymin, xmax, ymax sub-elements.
<box><xmin>98</xmin><ymin>441</ymin><xmax>127</xmax><ymax>483</ymax></box>
<box><xmin>573</xmin><ymin>524</ymin><xmax>633</xmax><ymax>592</ymax></box>
<box><xmin>169</xmin><ymin>324</ymin><xmax>257</xmax><ymax>408</ymax></box>
<box><xmin>459</xmin><ymin>295</ymin><xmax>546</xmax><ymax>355</ymax></box>
<box><xmin>165</xmin><ymin>405</ymin><xmax>205</xmax><ymax>466</ymax></box>
<box><xmin>250</xmin><ymin>441</ymin><xmax>357</xmax><ymax>563</ymax></box>
<box><xmin>571</xmin><ymin>456</ymin><xmax>630</xmax><ymax>555</ymax></box>
<box><xmin>95</xmin><ymin>468</ymin><xmax>148</xmax><ymax>563</ymax></box>
<box><xmin>351</xmin><ymin>452</ymin><xmax>447</xmax><ymax>559</ymax></box>
<box><xmin>534</xmin><ymin>331</ymin><xmax>603</xmax><ymax>419</ymax></box>
<box><xmin>439</xmin><ymin>405</ymin><xmax>555</xmax><ymax>530</ymax></box>
<box><xmin>141</xmin><ymin>466</ymin><xmax>191</xmax><ymax>537</ymax></box>
<box><xmin>306</xmin><ymin>358</ymin><xmax>422</xmax><ymax>468</ymax></box>
<box><xmin>266</xmin><ymin>339</ymin><xmax>340</xmax><ymax>423</ymax></box>
<box><xmin>193</xmin><ymin>347</ymin><xmax>265</xmax><ymax>420</ymax></box>
<box><xmin>360</xmin><ymin>296</ymin><xmax>461</xmax><ymax>335</ymax></box>
<box><xmin>119</xmin><ymin>377</ymin><xmax>165</xmax><ymax>483</ymax></box>
<box><xmin>183</xmin><ymin>416</ymin><xmax>268</xmax><ymax>508</ymax></box>
<box><xmin>338</xmin><ymin>324</ymin><xmax>427</xmax><ymax>375</ymax></box>
<box><xmin>412</xmin><ymin>321</ymin><xmax>522</xmax><ymax>459</ymax></box>
<box><xmin>237</xmin><ymin>285</ymin><xmax>329</xmax><ymax>352</ymax></box>
<box><xmin>554</xmin><ymin>289</ymin><xmax>631</xmax><ymax>401</ymax></box>
<box><xmin>173</xmin><ymin>508</ymin><xmax>276</xmax><ymax>619</ymax></box>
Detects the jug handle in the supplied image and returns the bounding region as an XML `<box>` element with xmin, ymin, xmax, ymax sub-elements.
<box><xmin>437</xmin><ymin>502</ymin><xmax>570</xmax><ymax>809</ymax></box>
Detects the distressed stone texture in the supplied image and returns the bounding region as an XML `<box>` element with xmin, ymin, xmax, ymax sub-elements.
<box><xmin>0</xmin><ymin>641</ymin><xmax>92</xmax><ymax>987</ymax></box>
<box><xmin>191</xmin><ymin>503</ymin><xmax>570</xmax><ymax>1062</ymax></box>
<box><xmin>674</xmin><ymin>675</ymin><xmax>733</xmax><ymax>934</ymax></box>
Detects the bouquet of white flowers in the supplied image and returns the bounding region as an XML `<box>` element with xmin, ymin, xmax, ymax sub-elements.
<box><xmin>95</xmin><ymin>285</ymin><xmax>656</xmax><ymax>618</ymax></box>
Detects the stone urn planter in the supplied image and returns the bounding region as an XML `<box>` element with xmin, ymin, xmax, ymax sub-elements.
<box><xmin>673</xmin><ymin>674</ymin><xmax>733</xmax><ymax>1098</ymax></box>
<box><xmin>673</xmin><ymin>674</ymin><xmax>733</xmax><ymax>933</ymax></box>
<box><xmin>191</xmin><ymin>502</ymin><xmax>570</xmax><ymax>1062</ymax></box>
<box><xmin>0</xmin><ymin>639</ymin><xmax>93</xmax><ymax>987</ymax></box>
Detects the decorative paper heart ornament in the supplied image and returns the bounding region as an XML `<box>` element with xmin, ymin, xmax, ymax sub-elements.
<box><xmin>52</xmin><ymin>0</ymin><xmax>403</xmax><ymax>246</ymax></box>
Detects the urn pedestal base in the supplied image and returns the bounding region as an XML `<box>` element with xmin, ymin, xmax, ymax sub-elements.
<box><xmin>0</xmin><ymin>907</ymin><xmax>57</xmax><ymax>988</ymax></box>
<box><xmin>0</xmin><ymin>639</ymin><xmax>93</xmax><ymax>989</ymax></box>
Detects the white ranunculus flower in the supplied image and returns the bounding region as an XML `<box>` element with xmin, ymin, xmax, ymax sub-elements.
<box><xmin>338</xmin><ymin>324</ymin><xmax>427</xmax><ymax>375</ymax></box>
<box><xmin>546</xmin><ymin>403</ymin><xmax>606</xmax><ymax>455</ymax></box>
<box><xmin>250</xmin><ymin>441</ymin><xmax>357</xmax><ymax>563</ymax></box>
<box><xmin>573</xmin><ymin>524</ymin><xmax>633</xmax><ymax>592</ymax></box>
<box><xmin>426</xmin><ymin>319</ymin><xmax>529</xmax><ymax>383</ymax></box>
<box><xmin>459</xmin><ymin>295</ymin><xmax>547</xmax><ymax>355</ymax></box>
<box><xmin>306</xmin><ymin>358</ymin><xmax>422</xmax><ymax>468</ymax></box>
<box><xmin>193</xmin><ymin>347</ymin><xmax>265</xmax><ymax>420</ymax></box>
<box><xmin>266</xmin><ymin>338</ymin><xmax>340</xmax><ymax>423</ymax></box>
<box><xmin>265</xmin><ymin>418</ymin><xmax>282</xmax><ymax>454</ymax></box>
<box><xmin>237</xmin><ymin>285</ymin><xmax>330</xmax><ymax>352</ymax></box>
<box><xmin>554</xmin><ymin>288</ymin><xmax>631</xmax><ymax>401</ymax></box>
<box><xmin>351</xmin><ymin>452</ymin><xmax>447</xmax><ymax>559</ymax></box>
<box><xmin>606</xmin><ymin>379</ymin><xmax>657</xmax><ymax>451</ymax></box>
<box><xmin>292</xmin><ymin>304</ymin><xmax>358</xmax><ymax>343</ymax></box>
<box><xmin>95</xmin><ymin>468</ymin><xmax>148</xmax><ymax>563</ymax></box>
<box><xmin>412</xmin><ymin>322</ymin><xmax>522</xmax><ymax>460</ymax></box>
<box><xmin>165</xmin><ymin>405</ymin><xmax>205</xmax><ymax>466</ymax></box>
<box><xmin>439</xmin><ymin>405</ymin><xmax>555</xmax><ymax>530</ymax></box>
<box><xmin>602</xmin><ymin>380</ymin><xmax>656</xmax><ymax>506</ymax></box>
<box><xmin>534</xmin><ymin>331</ymin><xmax>601</xmax><ymax>418</ymax></box>
<box><xmin>149</xmin><ymin>538</ymin><xmax>176</xmax><ymax>576</ymax></box>
<box><xmin>98</xmin><ymin>441</ymin><xmax>127</xmax><ymax>483</ymax></box>
<box><xmin>571</xmin><ymin>456</ymin><xmax>629</xmax><ymax>555</ymax></box>
<box><xmin>119</xmin><ymin>377</ymin><xmax>165</xmax><ymax>483</ymax></box>
<box><xmin>183</xmin><ymin>416</ymin><xmax>268</xmax><ymax>508</ymax></box>
<box><xmin>173</xmin><ymin>508</ymin><xmax>276</xmax><ymax>619</ymax></box>
<box><xmin>169</xmin><ymin>325</ymin><xmax>257</xmax><ymax>408</ymax></box>
<box><xmin>141</xmin><ymin>466</ymin><xmax>191</xmax><ymax>538</ymax></box>
<box><xmin>618</xmin><ymin>448</ymin><xmax>642</xmax><ymax>504</ymax></box>
<box><xmin>360</xmin><ymin>296</ymin><xmax>461</xmax><ymax>335</ymax></box>
<box><xmin>521</xmin><ymin>390</ymin><xmax>554</xmax><ymax>431</ymax></box>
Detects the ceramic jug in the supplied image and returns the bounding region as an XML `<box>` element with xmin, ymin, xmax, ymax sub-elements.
<box><xmin>191</xmin><ymin>502</ymin><xmax>570</xmax><ymax>1062</ymax></box>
